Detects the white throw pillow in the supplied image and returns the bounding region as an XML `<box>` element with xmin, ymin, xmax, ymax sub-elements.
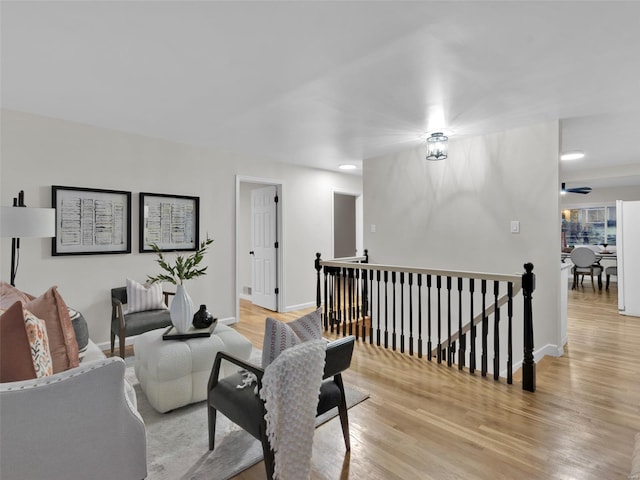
<box><xmin>261</xmin><ymin>309</ymin><xmax>322</xmax><ymax>368</ymax></box>
<box><xmin>124</xmin><ymin>279</ymin><xmax>167</xmax><ymax>314</ymax></box>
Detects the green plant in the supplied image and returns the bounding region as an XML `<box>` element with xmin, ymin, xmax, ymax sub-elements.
<box><xmin>147</xmin><ymin>238</ymin><xmax>214</xmax><ymax>286</ymax></box>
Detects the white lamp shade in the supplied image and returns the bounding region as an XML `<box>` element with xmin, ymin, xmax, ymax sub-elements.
<box><xmin>0</xmin><ymin>206</ymin><xmax>56</xmax><ymax>238</ymax></box>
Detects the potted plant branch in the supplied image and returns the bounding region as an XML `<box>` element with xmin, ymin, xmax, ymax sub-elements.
<box><xmin>147</xmin><ymin>238</ymin><xmax>214</xmax><ymax>333</ymax></box>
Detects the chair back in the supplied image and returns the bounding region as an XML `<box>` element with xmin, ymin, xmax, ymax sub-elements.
<box><xmin>570</xmin><ymin>247</ymin><xmax>597</xmax><ymax>268</ymax></box>
<box><xmin>323</xmin><ymin>336</ymin><xmax>355</xmax><ymax>379</ymax></box>
<box><xmin>111</xmin><ymin>287</ymin><xmax>127</xmax><ymax>304</ymax></box>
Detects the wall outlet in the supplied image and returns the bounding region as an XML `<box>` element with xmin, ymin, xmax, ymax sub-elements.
<box><xmin>370</xmin><ymin>224</ymin><xmax>376</xmax><ymax>233</ymax></box>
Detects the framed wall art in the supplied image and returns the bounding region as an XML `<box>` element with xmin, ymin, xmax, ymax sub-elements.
<box><xmin>139</xmin><ymin>192</ymin><xmax>199</xmax><ymax>252</ymax></box>
<box><xmin>52</xmin><ymin>185</ymin><xmax>131</xmax><ymax>256</ymax></box>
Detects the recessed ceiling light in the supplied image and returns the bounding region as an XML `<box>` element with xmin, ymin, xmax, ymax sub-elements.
<box><xmin>338</xmin><ymin>164</ymin><xmax>357</xmax><ymax>170</ymax></box>
<box><xmin>561</xmin><ymin>151</ymin><xmax>585</xmax><ymax>161</ymax></box>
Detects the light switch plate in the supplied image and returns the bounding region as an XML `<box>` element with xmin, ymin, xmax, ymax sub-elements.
<box><xmin>511</xmin><ymin>220</ymin><xmax>520</xmax><ymax>234</ymax></box>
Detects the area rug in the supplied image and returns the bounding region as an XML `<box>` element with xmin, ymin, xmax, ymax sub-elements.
<box><xmin>126</xmin><ymin>350</ymin><xmax>368</xmax><ymax>480</ymax></box>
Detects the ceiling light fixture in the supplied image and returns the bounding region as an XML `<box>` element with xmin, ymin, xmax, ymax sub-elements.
<box><xmin>426</xmin><ymin>132</ymin><xmax>448</xmax><ymax>161</ymax></box>
<box><xmin>560</xmin><ymin>151</ymin><xmax>585</xmax><ymax>161</ymax></box>
<box><xmin>338</xmin><ymin>164</ymin><xmax>357</xmax><ymax>170</ymax></box>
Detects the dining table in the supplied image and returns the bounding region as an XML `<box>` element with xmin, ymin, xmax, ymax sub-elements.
<box><xmin>561</xmin><ymin>251</ymin><xmax>617</xmax><ymax>290</ymax></box>
<box><xmin>561</xmin><ymin>251</ymin><xmax>617</xmax><ymax>263</ymax></box>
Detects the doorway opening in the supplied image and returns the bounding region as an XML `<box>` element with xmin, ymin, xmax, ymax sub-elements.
<box><xmin>235</xmin><ymin>176</ymin><xmax>284</xmax><ymax>324</ymax></box>
<box><xmin>332</xmin><ymin>190</ymin><xmax>363</xmax><ymax>259</ymax></box>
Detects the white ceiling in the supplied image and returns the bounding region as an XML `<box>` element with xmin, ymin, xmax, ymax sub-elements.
<box><xmin>2</xmin><ymin>1</ymin><xmax>640</xmax><ymax>186</ymax></box>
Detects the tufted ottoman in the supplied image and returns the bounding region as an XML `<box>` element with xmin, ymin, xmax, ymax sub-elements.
<box><xmin>134</xmin><ymin>324</ymin><xmax>253</xmax><ymax>413</ymax></box>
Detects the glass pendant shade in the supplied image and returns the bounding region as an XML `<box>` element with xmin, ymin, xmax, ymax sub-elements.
<box><xmin>426</xmin><ymin>132</ymin><xmax>448</xmax><ymax>160</ymax></box>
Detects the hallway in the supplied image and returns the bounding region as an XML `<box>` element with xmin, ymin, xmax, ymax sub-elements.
<box><xmin>233</xmin><ymin>286</ymin><xmax>640</xmax><ymax>479</ymax></box>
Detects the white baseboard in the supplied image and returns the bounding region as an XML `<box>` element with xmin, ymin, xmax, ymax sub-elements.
<box><xmin>535</xmin><ymin>343</ymin><xmax>564</xmax><ymax>359</ymax></box>
<box><xmin>283</xmin><ymin>301</ymin><xmax>316</xmax><ymax>312</ymax></box>
<box><xmin>502</xmin><ymin>343</ymin><xmax>563</xmax><ymax>378</ymax></box>
<box><xmin>218</xmin><ymin>316</ymin><xmax>237</xmax><ymax>325</ymax></box>
<box><xmin>239</xmin><ymin>297</ymin><xmax>315</xmax><ymax>313</ymax></box>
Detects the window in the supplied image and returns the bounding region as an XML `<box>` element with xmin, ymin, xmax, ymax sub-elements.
<box><xmin>561</xmin><ymin>205</ymin><xmax>617</xmax><ymax>246</ymax></box>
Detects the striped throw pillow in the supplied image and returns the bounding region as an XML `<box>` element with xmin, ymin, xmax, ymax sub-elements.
<box><xmin>261</xmin><ymin>309</ymin><xmax>322</xmax><ymax>368</ymax></box>
<box><xmin>124</xmin><ymin>278</ymin><xmax>167</xmax><ymax>314</ymax></box>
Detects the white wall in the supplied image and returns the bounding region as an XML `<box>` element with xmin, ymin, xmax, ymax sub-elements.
<box><xmin>363</xmin><ymin>121</ymin><xmax>561</xmax><ymax>358</ymax></box>
<box><xmin>0</xmin><ymin>110</ymin><xmax>361</xmax><ymax>344</ymax></box>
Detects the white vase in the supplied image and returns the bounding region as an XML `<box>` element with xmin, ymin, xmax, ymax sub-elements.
<box><xmin>170</xmin><ymin>284</ymin><xmax>194</xmax><ymax>333</ymax></box>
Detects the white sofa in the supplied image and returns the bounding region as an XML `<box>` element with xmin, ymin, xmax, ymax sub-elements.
<box><xmin>0</xmin><ymin>340</ymin><xmax>147</xmax><ymax>480</ymax></box>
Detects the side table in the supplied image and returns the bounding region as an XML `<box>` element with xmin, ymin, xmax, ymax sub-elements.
<box><xmin>134</xmin><ymin>324</ymin><xmax>253</xmax><ymax>413</ymax></box>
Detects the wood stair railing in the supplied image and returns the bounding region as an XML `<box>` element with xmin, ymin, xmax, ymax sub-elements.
<box><xmin>315</xmin><ymin>251</ymin><xmax>536</xmax><ymax>392</ymax></box>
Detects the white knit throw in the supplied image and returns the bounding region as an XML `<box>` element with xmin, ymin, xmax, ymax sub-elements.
<box><xmin>259</xmin><ymin>339</ymin><xmax>327</xmax><ymax>480</ymax></box>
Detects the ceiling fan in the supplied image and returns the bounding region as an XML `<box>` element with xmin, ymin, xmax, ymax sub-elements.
<box><xmin>561</xmin><ymin>182</ymin><xmax>592</xmax><ymax>195</ymax></box>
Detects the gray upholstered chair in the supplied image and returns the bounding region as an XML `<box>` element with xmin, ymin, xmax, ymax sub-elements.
<box><xmin>605</xmin><ymin>265</ymin><xmax>617</xmax><ymax>290</ymax></box>
<box><xmin>570</xmin><ymin>247</ymin><xmax>603</xmax><ymax>290</ymax></box>
<box><xmin>207</xmin><ymin>335</ymin><xmax>355</xmax><ymax>479</ymax></box>
<box><xmin>0</xmin><ymin>357</ymin><xmax>146</xmax><ymax>480</ymax></box>
<box><xmin>110</xmin><ymin>287</ymin><xmax>173</xmax><ymax>358</ymax></box>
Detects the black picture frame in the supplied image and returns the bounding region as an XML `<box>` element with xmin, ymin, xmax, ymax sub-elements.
<box><xmin>52</xmin><ymin>185</ymin><xmax>132</xmax><ymax>256</ymax></box>
<box><xmin>139</xmin><ymin>192</ymin><xmax>199</xmax><ymax>252</ymax></box>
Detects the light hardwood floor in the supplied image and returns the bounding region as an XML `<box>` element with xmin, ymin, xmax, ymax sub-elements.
<box><xmin>232</xmin><ymin>284</ymin><xmax>640</xmax><ymax>479</ymax></box>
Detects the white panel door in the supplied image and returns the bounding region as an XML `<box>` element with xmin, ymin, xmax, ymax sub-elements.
<box><xmin>251</xmin><ymin>186</ymin><xmax>278</xmax><ymax>311</ymax></box>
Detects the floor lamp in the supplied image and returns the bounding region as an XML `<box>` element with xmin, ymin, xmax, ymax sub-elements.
<box><xmin>0</xmin><ymin>191</ymin><xmax>56</xmax><ymax>286</ymax></box>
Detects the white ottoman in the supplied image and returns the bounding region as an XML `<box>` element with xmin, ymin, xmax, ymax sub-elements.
<box><xmin>134</xmin><ymin>324</ymin><xmax>253</xmax><ymax>413</ymax></box>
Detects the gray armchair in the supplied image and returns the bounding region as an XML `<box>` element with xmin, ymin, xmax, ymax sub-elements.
<box><xmin>110</xmin><ymin>286</ymin><xmax>173</xmax><ymax>358</ymax></box>
<box><xmin>0</xmin><ymin>357</ymin><xmax>146</xmax><ymax>480</ymax></box>
<box><xmin>207</xmin><ymin>336</ymin><xmax>355</xmax><ymax>479</ymax></box>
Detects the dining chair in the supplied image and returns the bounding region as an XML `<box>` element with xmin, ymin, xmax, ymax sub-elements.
<box><xmin>570</xmin><ymin>247</ymin><xmax>603</xmax><ymax>291</ymax></box>
<box><xmin>605</xmin><ymin>266</ymin><xmax>617</xmax><ymax>290</ymax></box>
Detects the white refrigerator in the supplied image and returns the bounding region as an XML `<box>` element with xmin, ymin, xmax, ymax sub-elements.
<box><xmin>616</xmin><ymin>200</ymin><xmax>640</xmax><ymax>317</ymax></box>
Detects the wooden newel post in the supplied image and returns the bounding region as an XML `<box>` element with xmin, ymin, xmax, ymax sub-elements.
<box><xmin>522</xmin><ymin>262</ymin><xmax>536</xmax><ymax>392</ymax></box>
<box><xmin>315</xmin><ymin>252</ymin><xmax>322</xmax><ymax>309</ymax></box>
<box><xmin>362</xmin><ymin>248</ymin><xmax>369</xmax><ymax>321</ymax></box>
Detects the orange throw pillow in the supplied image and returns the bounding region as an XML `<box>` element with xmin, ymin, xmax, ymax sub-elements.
<box><xmin>0</xmin><ymin>281</ymin><xmax>32</xmax><ymax>309</ymax></box>
<box><xmin>0</xmin><ymin>301</ymin><xmax>37</xmax><ymax>382</ymax></box>
<box><xmin>25</xmin><ymin>286</ymin><xmax>79</xmax><ymax>373</ymax></box>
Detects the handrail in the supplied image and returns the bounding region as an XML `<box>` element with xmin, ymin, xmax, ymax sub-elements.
<box><xmin>315</xmin><ymin>252</ymin><xmax>536</xmax><ymax>392</ymax></box>
<box><xmin>320</xmin><ymin>260</ymin><xmax>523</xmax><ymax>290</ymax></box>
<box><xmin>328</xmin><ymin>256</ymin><xmax>368</xmax><ymax>263</ymax></box>
<box><xmin>430</xmin><ymin>291</ymin><xmax>512</xmax><ymax>357</ymax></box>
